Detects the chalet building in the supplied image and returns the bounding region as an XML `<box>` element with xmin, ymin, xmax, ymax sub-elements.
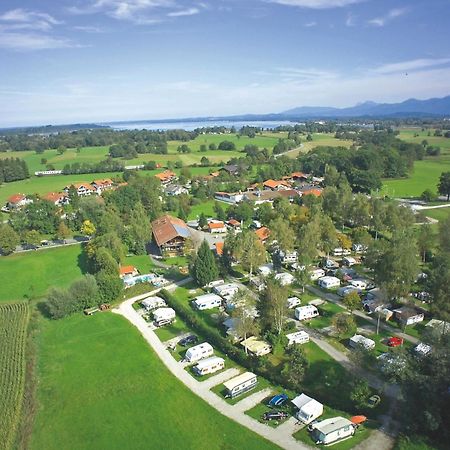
<box><xmin>219</xmin><ymin>164</ymin><xmax>248</xmax><ymax>177</ymax></box>
<box><xmin>255</xmin><ymin>226</ymin><xmax>270</xmax><ymax>244</ymax></box>
<box><xmin>63</xmin><ymin>182</ymin><xmax>96</xmax><ymax>196</ymax></box>
<box><xmin>91</xmin><ymin>178</ymin><xmax>114</xmax><ymax>194</ymax></box>
<box><xmin>152</xmin><ymin>215</ymin><xmax>191</xmax><ymax>256</ymax></box>
<box><xmin>154</xmin><ymin>170</ymin><xmax>177</xmax><ymax>185</ymax></box>
<box><xmin>42</xmin><ymin>192</ymin><xmax>70</xmax><ymax>207</ymax></box>
<box><xmin>5</xmin><ymin>193</ymin><xmax>33</xmax><ymax>211</ymax></box>
<box><xmin>214</xmin><ymin>191</ymin><xmax>244</xmax><ymax>204</ymax></box>
<box><xmin>300</xmin><ymin>187</ymin><xmax>323</xmax><ymax>197</ymax></box>
<box><xmin>245</xmin><ymin>189</ymin><xmax>300</xmax><ymax>205</ymax></box>
<box><xmin>262</xmin><ymin>179</ymin><xmax>291</xmax><ymax>191</ymax></box>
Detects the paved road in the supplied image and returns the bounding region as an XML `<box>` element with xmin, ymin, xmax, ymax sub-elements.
<box><xmin>0</xmin><ymin>236</ymin><xmax>90</xmax><ymax>256</ymax></box>
<box><xmin>306</xmin><ymin>285</ymin><xmax>419</xmax><ymax>345</ymax></box>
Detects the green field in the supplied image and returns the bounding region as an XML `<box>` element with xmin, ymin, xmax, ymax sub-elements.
<box><xmin>30</xmin><ymin>312</ymin><xmax>279</xmax><ymax>450</ymax></box>
<box><xmin>381</xmin><ymin>129</ymin><xmax>450</xmax><ymax>198</ymax></box>
<box><xmin>420</xmin><ymin>206</ymin><xmax>450</xmax><ymax>222</ymax></box>
<box><xmin>0</xmin><ymin>302</ymin><xmax>30</xmax><ymax>450</ymax></box>
<box><xmin>284</xmin><ymin>133</ymin><xmax>353</xmax><ymax>158</ymax></box>
<box><xmin>0</xmin><ymin>245</ymin><xmax>86</xmax><ymax>303</ymax></box>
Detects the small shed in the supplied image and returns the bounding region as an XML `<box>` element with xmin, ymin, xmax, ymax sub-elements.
<box><xmin>240</xmin><ymin>336</ymin><xmax>272</xmax><ymax>356</ymax></box>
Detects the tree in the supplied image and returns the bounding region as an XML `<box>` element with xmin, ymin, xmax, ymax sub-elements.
<box><xmin>92</xmin><ymin>247</ymin><xmax>119</xmax><ymax>275</ymax></box>
<box><xmin>56</xmin><ymin>221</ymin><xmax>70</xmax><ymax>242</ymax></box>
<box><xmin>198</xmin><ymin>212</ymin><xmax>208</xmax><ymax>229</ymax></box>
<box><xmin>213</xmin><ymin>202</ymin><xmax>227</xmax><ymax>222</ymax></box>
<box><xmin>81</xmin><ymin>219</ymin><xmax>96</xmax><ymax>237</ymax></box>
<box><xmin>69</xmin><ymin>275</ymin><xmax>100</xmax><ymax>309</ymax></box>
<box><xmin>333</xmin><ymin>312</ymin><xmax>356</xmax><ymax>337</ymax></box>
<box><xmin>268</xmin><ymin>217</ymin><xmax>295</xmax><ymax>252</ymax></box>
<box><xmin>420</xmin><ymin>189</ymin><xmax>437</xmax><ymax>202</ymax></box>
<box><xmin>231</xmin><ymin>290</ymin><xmax>258</xmax><ymax>352</ymax></box>
<box><xmin>95</xmin><ymin>270</ymin><xmax>123</xmax><ymax>302</ymax></box>
<box><xmin>23</xmin><ymin>230</ymin><xmax>42</xmax><ymax>247</ymax></box>
<box><xmin>350</xmin><ymin>380</ymin><xmax>371</xmax><ymax>408</ymax></box>
<box><xmin>46</xmin><ymin>287</ymin><xmax>73</xmax><ymax>319</ymax></box>
<box><xmin>238</xmin><ymin>232</ymin><xmax>266</xmax><ymax>277</ymax></box>
<box><xmin>295</xmin><ymin>267</ymin><xmax>309</xmax><ymax>293</ymax></box>
<box><xmin>0</xmin><ymin>224</ymin><xmax>19</xmax><ymax>255</ymax></box>
<box><xmin>417</xmin><ymin>224</ymin><xmax>434</xmax><ymax>262</ymax></box>
<box><xmin>343</xmin><ymin>291</ymin><xmax>360</xmax><ymax>313</ymax></box>
<box><xmin>258</xmin><ymin>277</ymin><xmax>288</xmax><ymax>335</ymax></box>
<box><xmin>437</xmin><ymin>172</ymin><xmax>450</xmax><ymax>200</ymax></box>
<box><xmin>191</xmin><ymin>240</ymin><xmax>219</xmax><ymax>286</ymax></box>
<box><xmin>282</xmin><ymin>346</ymin><xmax>309</xmax><ymax>390</ymax></box>
<box><xmin>127</xmin><ymin>202</ymin><xmax>151</xmax><ymax>254</ymax></box>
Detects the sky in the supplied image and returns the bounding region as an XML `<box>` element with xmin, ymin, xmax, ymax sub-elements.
<box><xmin>0</xmin><ymin>0</ymin><xmax>450</xmax><ymax>127</ymax></box>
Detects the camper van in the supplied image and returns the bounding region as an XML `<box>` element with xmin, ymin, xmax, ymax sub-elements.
<box><xmin>223</xmin><ymin>372</ymin><xmax>257</xmax><ymax>398</ymax></box>
<box><xmin>349</xmin><ymin>334</ymin><xmax>375</xmax><ymax>350</ymax></box>
<box><xmin>191</xmin><ymin>293</ymin><xmax>222</xmax><ymax>310</ymax></box>
<box><xmin>286</xmin><ymin>331</ymin><xmax>310</xmax><ymax>346</ymax></box>
<box><xmin>213</xmin><ymin>283</ymin><xmax>239</xmax><ymax>300</ymax></box>
<box><xmin>310</xmin><ymin>417</ymin><xmax>355</xmax><ymax>445</ymax></box>
<box><xmin>153</xmin><ymin>308</ymin><xmax>176</xmax><ymax>327</ymax></box>
<box><xmin>350</xmin><ymin>279</ymin><xmax>368</xmax><ymax>290</ymax></box>
<box><xmin>184</xmin><ymin>342</ymin><xmax>214</xmax><ymax>363</ymax></box>
<box><xmin>287</xmin><ymin>297</ymin><xmax>301</xmax><ymax>309</ymax></box>
<box><xmin>295</xmin><ymin>305</ymin><xmax>319</xmax><ymax>321</ymax></box>
<box><xmin>292</xmin><ymin>394</ymin><xmax>324</xmax><ymax>424</ymax></box>
<box><xmin>141</xmin><ymin>296</ymin><xmax>166</xmax><ymax>311</ymax></box>
<box><xmin>309</xmin><ymin>268</ymin><xmax>325</xmax><ymax>281</ymax></box>
<box><xmin>193</xmin><ymin>356</ymin><xmax>225</xmax><ymax>376</ymax></box>
<box><xmin>318</xmin><ymin>276</ymin><xmax>340</xmax><ymax>289</ymax></box>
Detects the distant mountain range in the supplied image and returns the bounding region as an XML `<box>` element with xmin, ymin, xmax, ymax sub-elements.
<box><xmin>279</xmin><ymin>95</ymin><xmax>450</xmax><ymax>118</ymax></box>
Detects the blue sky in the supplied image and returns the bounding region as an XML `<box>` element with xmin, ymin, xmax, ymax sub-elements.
<box><xmin>1</xmin><ymin>0</ymin><xmax>450</xmax><ymax>126</ymax></box>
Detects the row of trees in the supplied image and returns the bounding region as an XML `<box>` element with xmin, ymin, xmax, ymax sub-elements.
<box><xmin>0</xmin><ymin>158</ymin><xmax>29</xmax><ymax>183</ymax></box>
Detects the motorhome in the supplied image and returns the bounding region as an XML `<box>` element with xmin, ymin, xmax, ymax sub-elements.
<box><xmin>286</xmin><ymin>331</ymin><xmax>310</xmax><ymax>346</ymax></box>
<box><xmin>223</xmin><ymin>372</ymin><xmax>257</xmax><ymax>398</ymax></box>
<box><xmin>287</xmin><ymin>296</ymin><xmax>301</xmax><ymax>309</ymax></box>
<box><xmin>193</xmin><ymin>356</ymin><xmax>225</xmax><ymax>376</ymax></box>
<box><xmin>292</xmin><ymin>394</ymin><xmax>323</xmax><ymax>424</ymax></box>
<box><xmin>309</xmin><ymin>268</ymin><xmax>325</xmax><ymax>281</ymax></box>
<box><xmin>310</xmin><ymin>417</ymin><xmax>355</xmax><ymax>445</ymax></box>
<box><xmin>349</xmin><ymin>334</ymin><xmax>375</xmax><ymax>351</ymax></box>
<box><xmin>191</xmin><ymin>293</ymin><xmax>222</xmax><ymax>310</ymax></box>
<box><xmin>295</xmin><ymin>305</ymin><xmax>319</xmax><ymax>321</ymax></box>
<box><xmin>318</xmin><ymin>276</ymin><xmax>340</xmax><ymax>289</ymax></box>
<box><xmin>184</xmin><ymin>342</ymin><xmax>214</xmax><ymax>363</ymax></box>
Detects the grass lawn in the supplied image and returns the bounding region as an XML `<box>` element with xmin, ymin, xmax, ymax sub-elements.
<box><xmin>162</xmin><ymin>255</ymin><xmax>189</xmax><ymax>267</ymax></box>
<box><xmin>153</xmin><ymin>316</ymin><xmax>192</xmax><ymax>342</ymax></box>
<box><xmin>187</xmin><ymin>199</ymin><xmax>227</xmax><ymax>220</ymax></box>
<box><xmin>123</xmin><ymin>254</ymin><xmax>155</xmax><ymax>273</ymax></box>
<box><xmin>0</xmin><ymin>245</ymin><xmax>87</xmax><ymax>303</ymax></box>
<box><xmin>284</xmin><ymin>133</ymin><xmax>353</xmax><ymax>158</ymax></box>
<box><xmin>31</xmin><ymin>312</ymin><xmax>280</xmax><ymax>450</ymax></box>
<box><xmin>421</xmin><ymin>207</ymin><xmax>450</xmax><ymax>222</ymax></box>
<box><xmin>305</xmin><ymin>301</ymin><xmax>345</xmax><ymax>330</ymax></box>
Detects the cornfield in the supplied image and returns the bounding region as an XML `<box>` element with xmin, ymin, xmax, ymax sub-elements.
<box><xmin>0</xmin><ymin>302</ymin><xmax>30</xmax><ymax>450</ymax></box>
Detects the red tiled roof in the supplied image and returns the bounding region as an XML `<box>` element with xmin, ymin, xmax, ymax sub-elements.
<box><xmin>302</xmin><ymin>188</ymin><xmax>322</xmax><ymax>197</ymax></box>
<box><xmin>228</xmin><ymin>219</ymin><xmax>240</xmax><ymax>227</ymax></box>
<box><xmin>43</xmin><ymin>192</ymin><xmax>67</xmax><ymax>203</ymax></box>
<box><xmin>263</xmin><ymin>179</ymin><xmax>291</xmax><ymax>189</ymax></box>
<box><xmin>209</xmin><ymin>222</ymin><xmax>225</xmax><ymax>229</ymax></box>
<box><xmin>155</xmin><ymin>170</ymin><xmax>176</xmax><ymax>182</ymax></box>
<box><xmin>7</xmin><ymin>193</ymin><xmax>26</xmax><ymax>203</ymax></box>
<box><xmin>215</xmin><ymin>242</ymin><xmax>224</xmax><ymax>256</ymax></box>
<box><xmin>92</xmin><ymin>178</ymin><xmax>113</xmax><ymax>186</ymax></box>
<box><xmin>255</xmin><ymin>227</ymin><xmax>270</xmax><ymax>241</ymax></box>
<box><xmin>152</xmin><ymin>215</ymin><xmax>190</xmax><ymax>247</ymax></box>
<box><xmin>292</xmin><ymin>172</ymin><xmax>308</xmax><ymax>179</ymax></box>
<box><xmin>119</xmin><ymin>265</ymin><xmax>137</xmax><ymax>276</ymax></box>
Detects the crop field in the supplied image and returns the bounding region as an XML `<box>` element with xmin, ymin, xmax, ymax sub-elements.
<box><xmin>30</xmin><ymin>312</ymin><xmax>278</xmax><ymax>450</ymax></box>
<box><xmin>283</xmin><ymin>133</ymin><xmax>353</xmax><ymax>158</ymax></box>
<box><xmin>0</xmin><ymin>302</ymin><xmax>30</xmax><ymax>450</ymax></box>
<box><xmin>381</xmin><ymin>129</ymin><xmax>450</xmax><ymax>198</ymax></box>
<box><xmin>0</xmin><ymin>245</ymin><xmax>86</xmax><ymax>303</ymax></box>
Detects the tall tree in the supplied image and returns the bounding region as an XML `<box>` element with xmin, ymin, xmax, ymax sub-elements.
<box><xmin>191</xmin><ymin>240</ymin><xmax>219</xmax><ymax>287</ymax></box>
<box><xmin>231</xmin><ymin>290</ymin><xmax>258</xmax><ymax>352</ymax></box>
<box><xmin>437</xmin><ymin>171</ymin><xmax>450</xmax><ymax>200</ymax></box>
<box><xmin>258</xmin><ymin>277</ymin><xmax>288</xmax><ymax>335</ymax></box>
<box><xmin>56</xmin><ymin>221</ymin><xmax>71</xmax><ymax>242</ymax></box>
<box><xmin>0</xmin><ymin>224</ymin><xmax>19</xmax><ymax>255</ymax></box>
<box><xmin>268</xmin><ymin>217</ymin><xmax>295</xmax><ymax>252</ymax></box>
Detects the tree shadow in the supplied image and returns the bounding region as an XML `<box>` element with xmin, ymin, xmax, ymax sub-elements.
<box><xmin>77</xmin><ymin>247</ymin><xmax>90</xmax><ymax>274</ymax></box>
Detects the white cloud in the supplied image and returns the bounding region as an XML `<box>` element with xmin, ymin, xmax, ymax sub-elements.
<box><xmin>345</xmin><ymin>13</ymin><xmax>355</xmax><ymax>26</ymax></box>
<box><xmin>168</xmin><ymin>7</ymin><xmax>200</xmax><ymax>17</ymax></box>
<box><xmin>0</xmin><ymin>32</ymin><xmax>79</xmax><ymax>50</ymax></box>
<box><xmin>373</xmin><ymin>58</ymin><xmax>450</xmax><ymax>74</ymax></box>
<box><xmin>73</xmin><ymin>25</ymin><xmax>105</xmax><ymax>33</ymax></box>
<box><xmin>304</xmin><ymin>21</ymin><xmax>317</xmax><ymax>27</ymax></box>
<box><xmin>266</xmin><ymin>0</ymin><xmax>366</xmax><ymax>9</ymax></box>
<box><xmin>368</xmin><ymin>7</ymin><xmax>408</xmax><ymax>27</ymax></box>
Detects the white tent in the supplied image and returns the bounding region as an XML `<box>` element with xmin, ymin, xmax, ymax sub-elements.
<box><xmin>292</xmin><ymin>393</ymin><xmax>323</xmax><ymax>424</ymax></box>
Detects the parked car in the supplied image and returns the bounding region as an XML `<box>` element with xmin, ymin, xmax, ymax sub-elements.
<box><xmin>367</xmin><ymin>395</ymin><xmax>381</xmax><ymax>408</ymax></box>
<box><xmin>268</xmin><ymin>393</ymin><xmax>289</xmax><ymax>408</ymax></box>
<box><xmin>387</xmin><ymin>337</ymin><xmax>404</xmax><ymax>347</ymax></box>
<box><xmin>178</xmin><ymin>335</ymin><xmax>198</xmax><ymax>346</ymax></box>
<box><xmin>413</xmin><ymin>291</ymin><xmax>432</xmax><ymax>303</ymax></box>
<box><xmin>262</xmin><ymin>411</ymin><xmax>289</xmax><ymax>421</ymax></box>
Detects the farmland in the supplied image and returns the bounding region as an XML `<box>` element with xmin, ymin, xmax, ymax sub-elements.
<box><xmin>0</xmin><ymin>302</ymin><xmax>30</xmax><ymax>450</ymax></box>
<box><xmin>382</xmin><ymin>129</ymin><xmax>450</xmax><ymax>198</ymax></box>
<box><xmin>0</xmin><ymin>245</ymin><xmax>86</xmax><ymax>303</ymax></box>
<box><xmin>30</xmin><ymin>312</ymin><xmax>278</xmax><ymax>450</ymax></box>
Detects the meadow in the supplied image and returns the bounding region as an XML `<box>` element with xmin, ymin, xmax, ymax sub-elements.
<box><xmin>283</xmin><ymin>133</ymin><xmax>353</xmax><ymax>158</ymax></box>
<box><xmin>0</xmin><ymin>245</ymin><xmax>86</xmax><ymax>303</ymax></box>
<box><xmin>0</xmin><ymin>302</ymin><xmax>29</xmax><ymax>450</ymax></box>
<box><xmin>30</xmin><ymin>312</ymin><xmax>279</xmax><ymax>450</ymax></box>
<box><xmin>381</xmin><ymin>129</ymin><xmax>450</xmax><ymax>198</ymax></box>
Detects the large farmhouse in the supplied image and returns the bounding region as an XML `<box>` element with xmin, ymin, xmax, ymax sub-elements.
<box><xmin>152</xmin><ymin>215</ymin><xmax>191</xmax><ymax>256</ymax></box>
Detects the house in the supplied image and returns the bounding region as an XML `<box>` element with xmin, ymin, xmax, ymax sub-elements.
<box><xmin>214</xmin><ymin>242</ymin><xmax>224</xmax><ymax>256</ymax></box>
<box><xmin>291</xmin><ymin>171</ymin><xmax>309</xmax><ymax>182</ymax></box>
<box><xmin>91</xmin><ymin>178</ymin><xmax>114</xmax><ymax>194</ymax></box>
<box><xmin>184</xmin><ymin>342</ymin><xmax>214</xmax><ymax>363</ymax></box>
<box><xmin>208</xmin><ymin>221</ymin><xmax>227</xmax><ymax>233</ymax></box>
<box><xmin>310</xmin><ymin>417</ymin><xmax>355</xmax><ymax>445</ymax></box>
<box><xmin>119</xmin><ymin>265</ymin><xmax>139</xmax><ymax>279</ymax></box>
<box><xmin>223</xmin><ymin>372</ymin><xmax>257</xmax><ymax>398</ymax></box>
<box><xmin>63</xmin><ymin>182</ymin><xmax>96</xmax><ymax>196</ymax></box>
<box><xmin>227</xmin><ymin>218</ymin><xmax>242</xmax><ymax>232</ymax></box>
<box><xmin>255</xmin><ymin>226</ymin><xmax>270</xmax><ymax>243</ymax></box>
<box><xmin>393</xmin><ymin>307</ymin><xmax>425</xmax><ymax>326</ymax></box>
<box><xmin>152</xmin><ymin>215</ymin><xmax>191</xmax><ymax>256</ymax></box>
<box><xmin>214</xmin><ymin>192</ymin><xmax>244</xmax><ymax>204</ymax></box>
<box><xmin>193</xmin><ymin>356</ymin><xmax>225</xmax><ymax>376</ymax></box>
<box><xmin>295</xmin><ymin>305</ymin><xmax>319</xmax><ymax>321</ymax></box>
<box><xmin>349</xmin><ymin>334</ymin><xmax>375</xmax><ymax>350</ymax></box>
<box><xmin>141</xmin><ymin>296</ymin><xmax>166</xmax><ymax>311</ymax></box>
<box><xmin>154</xmin><ymin>170</ymin><xmax>177</xmax><ymax>185</ymax></box>
<box><xmin>286</xmin><ymin>331</ymin><xmax>310</xmax><ymax>346</ymax></box>
<box><xmin>213</xmin><ymin>283</ymin><xmax>239</xmax><ymax>300</ymax></box>
<box><xmin>240</xmin><ymin>336</ymin><xmax>272</xmax><ymax>356</ymax></box>
<box><xmin>292</xmin><ymin>394</ymin><xmax>324</xmax><ymax>424</ymax></box>
<box><xmin>318</xmin><ymin>276</ymin><xmax>341</xmax><ymax>289</ymax></box>
<box><xmin>191</xmin><ymin>293</ymin><xmax>222</xmax><ymax>310</ymax></box>
<box><xmin>219</xmin><ymin>164</ymin><xmax>245</xmax><ymax>177</ymax></box>
<box><xmin>245</xmin><ymin>189</ymin><xmax>300</xmax><ymax>205</ymax></box>
<box><xmin>42</xmin><ymin>192</ymin><xmax>69</xmax><ymax>207</ymax></box>
<box><xmin>5</xmin><ymin>193</ymin><xmax>32</xmax><ymax>210</ymax></box>
<box><xmin>300</xmin><ymin>188</ymin><xmax>323</xmax><ymax>197</ymax></box>
<box><xmin>263</xmin><ymin>179</ymin><xmax>291</xmax><ymax>191</ymax></box>
<box><xmin>165</xmin><ymin>184</ymin><xmax>188</xmax><ymax>196</ymax></box>
<box><xmin>153</xmin><ymin>307</ymin><xmax>176</xmax><ymax>326</ymax></box>
<box><xmin>274</xmin><ymin>272</ymin><xmax>295</xmax><ymax>286</ymax></box>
